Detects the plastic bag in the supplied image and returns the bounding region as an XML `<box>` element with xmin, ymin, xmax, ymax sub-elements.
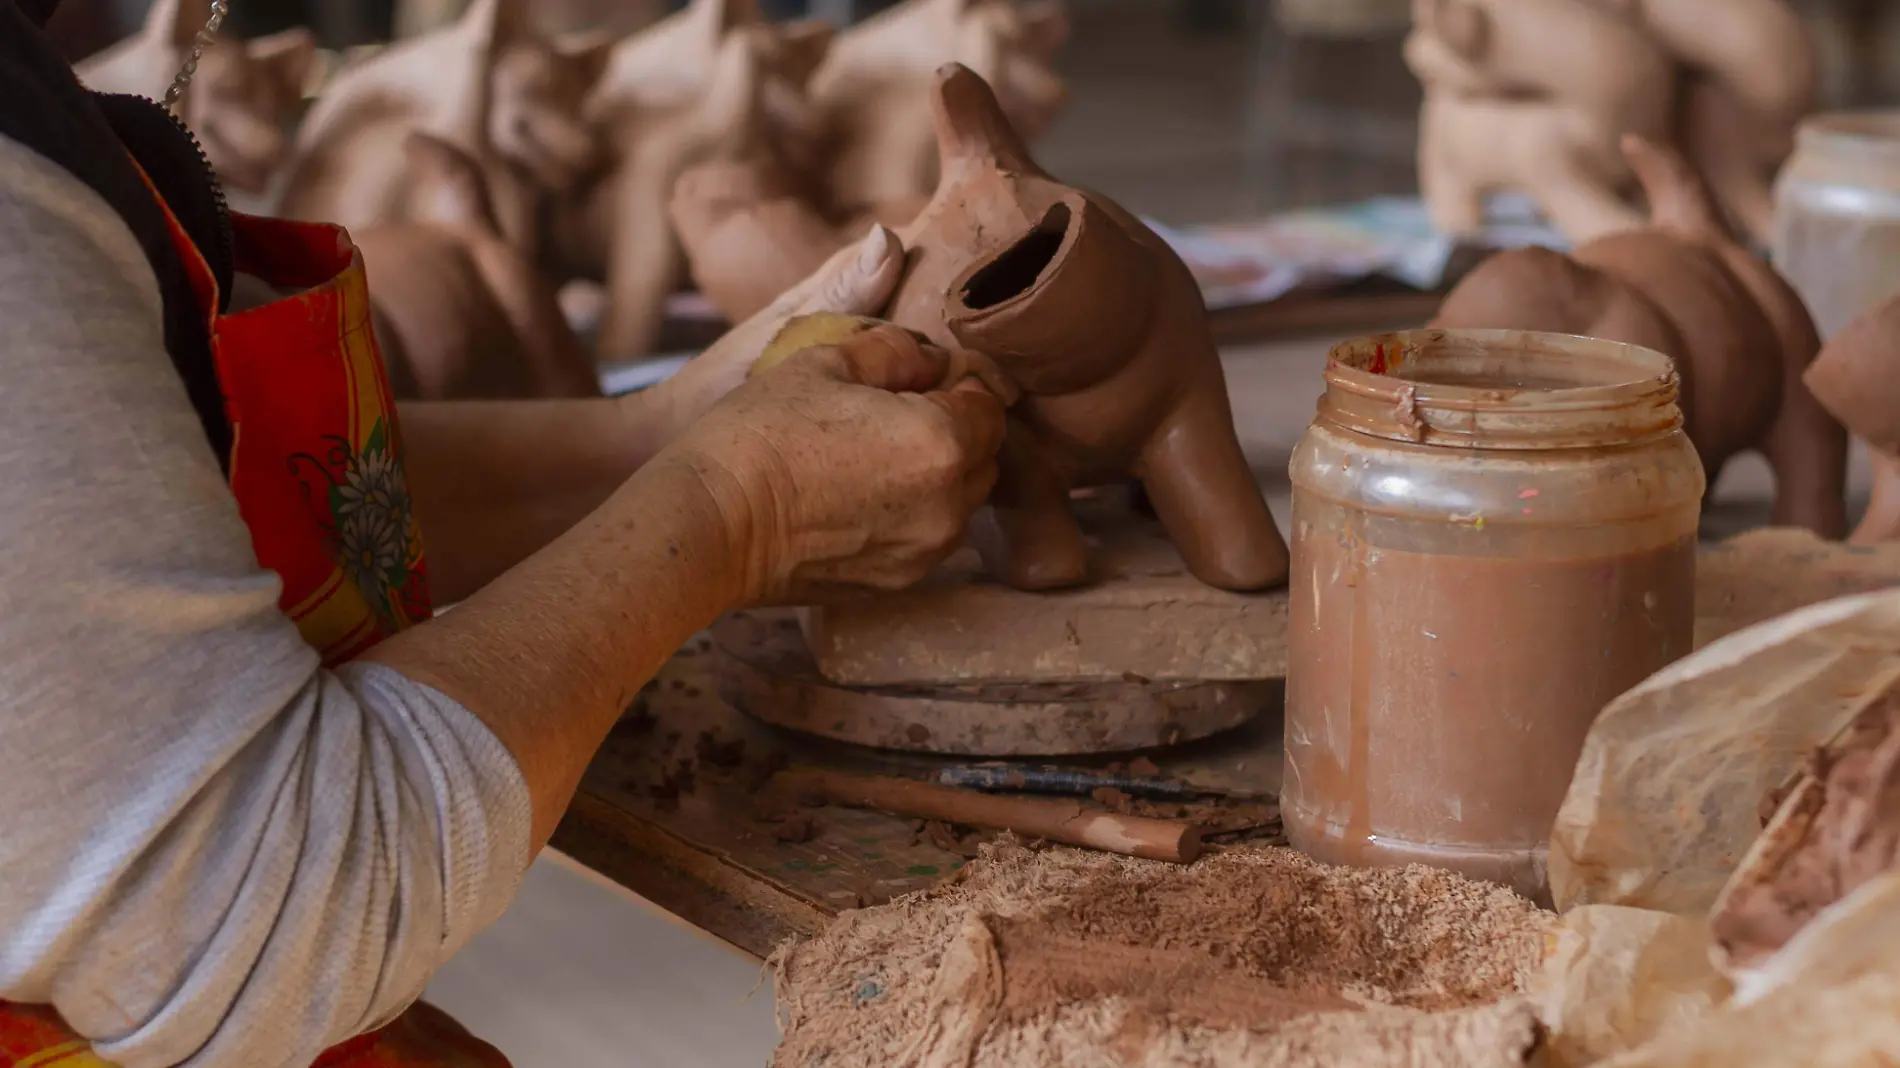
<box><xmin>1548</xmin><ymin>589</ymin><xmax>1900</xmax><ymax>915</ymax></box>
<box><xmin>1530</xmin><ymin>905</ymin><xmax>1728</xmax><ymax>1067</ymax></box>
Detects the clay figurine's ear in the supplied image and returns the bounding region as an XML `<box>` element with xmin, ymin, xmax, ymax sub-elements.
<box><xmin>693</xmin><ymin>0</ymin><xmax>762</xmax><ymax>42</ymax></box>
<box><xmin>461</xmin><ymin>0</ymin><xmax>535</xmax><ymax>51</ymax></box>
<box><xmin>695</xmin><ymin>30</ymin><xmax>766</xmax><ymax>135</ymax></box>
<box><xmin>930</xmin><ymin>63</ymin><xmax>1037</xmax><ymax>175</ymax></box>
<box><xmin>1621</xmin><ymin>133</ymin><xmax>1728</xmax><ymax>241</ymax></box>
<box><xmin>402</xmin><ymin>131</ymin><xmax>499</xmax><ymax>230</ymax></box>
<box><xmin>1016</xmin><ymin>1</ymin><xmax>1069</xmax><ymax>61</ymax></box>
<box><xmin>774</xmin><ymin>18</ymin><xmax>835</xmax><ymax>87</ymax></box>
<box><xmin>1420</xmin><ymin>0</ymin><xmax>1487</xmax><ymax>61</ymax></box>
<box><xmin>249</xmin><ymin>27</ymin><xmax>318</xmax><ymax>100</ymax></box>
<box><xmin>556</xmin><ymin>29</ymin><xmax>616</xmax><ymax>92</ymax></box>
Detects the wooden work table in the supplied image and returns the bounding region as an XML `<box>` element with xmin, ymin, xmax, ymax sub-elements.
<box><xmin>555</xmin><ymin>336</ymin><xmax>1900</xmax><ymax>960</ymax></box>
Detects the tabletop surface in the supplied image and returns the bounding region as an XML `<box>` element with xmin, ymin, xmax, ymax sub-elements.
<box><xmin>555</xmin><ymin>332</ymin><xmax>1898</xmax><ymax>960</ymax></box>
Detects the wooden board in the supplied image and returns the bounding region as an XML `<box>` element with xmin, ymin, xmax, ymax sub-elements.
<box><xmin>714</xmin><ymin>611</ymin><xmax>1272</xmax><ymax>755</ymax></box>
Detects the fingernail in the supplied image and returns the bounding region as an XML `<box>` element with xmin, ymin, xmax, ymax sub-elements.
<box><xmin>857</xmin><ymin>225</ymin><xmax>890</xmax><ymax>273</ymax></box>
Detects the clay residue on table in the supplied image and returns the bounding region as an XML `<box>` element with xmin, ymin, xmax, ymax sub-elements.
<box><xmin>772</xmin><ymin>843</ymin><xmax>1553</xmax><ymax>1067</ymax></box>
<box><xmin>1714</xmin><ymin>684</ymin><xmax>1900</xmax><ymax>964</ymax></box>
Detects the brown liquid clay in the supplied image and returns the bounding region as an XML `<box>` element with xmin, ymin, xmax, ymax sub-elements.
<box><xmin>1803</xmin><ymin>291</ymin><xmax>1900</xmax><ymax>543</ymax></box>
<box><xmin>1285</xmin><ymin>330</ymin><xmax>1705</xmax><ymax>902</ymax></box>
<box><xmin>278</xmin><ymin>0</ymin><xmax>611</xmax><ymax>256</ymax></box>
<box><xmin>884</xmin><ymin>64</ymin><xmax>1285</xmax><ymax>592</ymax></box>
<box><xmin>354</xmin><ymin>133</ymin><xmax>601</xmax><ymax>400</ymax></box>
<box><xmin>1434</xmin><ymin>134</ymin><xmax>1849</xmax><ymax>539</ymax></box>
<box><xmin>772</xmin><ymin>844</ymin><xmax>1552</xmax><ymax>1067</ymax></box>
<box><xmin>76</xmin><ymin>0</ymin><xmax>315</xmax><ymax>196</ymax></box>
<box><xmin>1711</xmin><ymin>678</ymin><xmax>1900</xmax><ymax>970</ymax></box>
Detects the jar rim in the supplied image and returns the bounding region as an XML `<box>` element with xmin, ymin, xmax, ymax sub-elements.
<box><xmin>1321</xmin><ymin>329</ymin><xmax>1683</xmax><ymax>449</ymax></box>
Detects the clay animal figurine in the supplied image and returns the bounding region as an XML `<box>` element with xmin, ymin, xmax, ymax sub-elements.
<box><xmin>278</xmin><ymin>0</ymin><xmax>611</xmax><ymax>260</ymax></box>
<box><xmin>811</xmin><ymin>0</ymin><xmax>1069</xmax><ymax>211</ymax></box>
<box><xmin>355</xmin><ymin>132</ymin><xmax>602</xmax><ymax>401</ymax></box>
<box><xmin>548</xmin><ymin>14</ymin><xmax>835</xmax><ymax>361</ymax></box>
<box><xmin>1404</xmin><ymin>0</ymin><xmax>1676</xmax><ymax>242</ymax></box>
<box><xmin>1435</xmin><ymin>134</ymin><xmax>1847</xmax><ymax>538</ymax></box>
<box><xmin>1801</xmin><ymin>293</ymin><xmax>1900</xmax><ymax>543</ymax></box>
<box><xmin>668</xmin><ymin>157</ymin><xmax>921</xmax><ymax>326</ymax></box>
<box><xmin>76</xmin><ymin>0</ymin><xmax>316</xmax><ymax>197</ymax></box>
<box><xmin>874</xmin><ymin>64</ymin><xmax>1286</xmax><ymax>593</ymax></box>
<box><xmin>1633</xmin><ymin>0</ymin><xmax>1817</xmax><ymax>246</ymax></box>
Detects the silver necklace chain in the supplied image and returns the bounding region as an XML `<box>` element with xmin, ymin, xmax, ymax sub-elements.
<box><xmin>161</xmin><ymin>0</ymin><xmax>231</xmax><ymax>110</ymax></box>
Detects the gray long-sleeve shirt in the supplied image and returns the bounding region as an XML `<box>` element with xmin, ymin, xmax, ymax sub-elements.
<box><xmin>0</xmin><ymin>134</ymin><xmax>532</xmax><ymax>1066</ymax></box>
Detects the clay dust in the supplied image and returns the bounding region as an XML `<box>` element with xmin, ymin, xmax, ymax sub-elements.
<box><xmin>772</xmin><ymin>842</ymin><xmax>1553</xmax><ymax>1067</ymax></box>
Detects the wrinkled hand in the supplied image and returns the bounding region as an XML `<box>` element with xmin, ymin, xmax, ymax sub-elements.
<box><xmin>670</xmin><ymin>324</ymin><xmax>1006</xmax><ymax>605</ymax></box>
<box><xmin>658</xmin><ymin>225</ymin><xmax>907</xmax><ymax>424</ymax></box>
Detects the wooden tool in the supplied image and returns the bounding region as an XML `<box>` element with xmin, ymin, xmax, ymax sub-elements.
<box><xmin>775</xmin><ymin>769</ymin><xmax>1204</xmax><ymax>863</ymax></box>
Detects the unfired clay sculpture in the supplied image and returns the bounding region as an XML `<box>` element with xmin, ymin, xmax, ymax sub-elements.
<box><xmin>1406</xmin><ymin>0</ymin><xmax>1675</xmax><ymax>242</ymax></box>
<box><xmin>810</xmin><ymin>0</ymin><xmax>1069</xmax><ymax>210</ymax></box>
<box><xmin>1639</xmin><ymin>0</ymin><xmax>1817</xmax><ymax>246</ymax></box>
<box><xmin>278</xmin><ymin>0</ymin><xmax>611</xmax><ymax>259</ymax></box>
<box><xmin>1802</xmin><ymin>293</ymin><xmax>1900</xmax><ymax>543</ymax></box>
<box><xmin>876</xmin><ymin>64</ymin><xmax>1286</xmax><ymax>592</ymax></box>
<box><xmin>1435</xmin><ymin>135</ymin><xmax>1847</xmax><ymax>538</ymax></box>
<box><xmin>550</xmin><ymin>9</ymin><xmax>835</xmax><ymax>360</ymax></box>
<box><xmin>77</xmin><ymin>0</ymin><xmax>315</xmax><ymax>195</ymax></box>
<box><xmin>356</xmin><ymin>132</ymin><xmax>602</xmax><ymax>400</ymax></box>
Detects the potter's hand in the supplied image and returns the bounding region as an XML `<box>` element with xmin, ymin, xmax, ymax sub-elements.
<box><xmin>673</xmin><ymin>324</ymin><xmax>1006</xmax><ymax>604</ymax></box>
<box><xmin>658</xmin><ymin>226</ymin><xmax>907</xmax><ymax>425</ymax></box>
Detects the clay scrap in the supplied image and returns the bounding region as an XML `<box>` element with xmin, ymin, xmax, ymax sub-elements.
<box><xmin>1711</xmin><ymin>673</ymin><xmax>1900</xmax><ymax>972</ymax></box>
<box><xmin>772</xmin><ymin>843</ymin><xmax>1552</xmax><ymax>1068</ymax></box>
<box><xmin>1434</xmin><ymin>135</ymin><xmax>1848</xmax><ymax>538</ymax></box>
<box><xmin>76</xmin><ymin>0</ymin><xmax>316</xmax><ymax>196</ymax></box>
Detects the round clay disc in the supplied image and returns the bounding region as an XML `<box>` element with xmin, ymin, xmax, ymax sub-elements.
<box><xmin>711</xmin><ymin>612</ymin><xmax>1269</xmax><ymax>756</ymax></box>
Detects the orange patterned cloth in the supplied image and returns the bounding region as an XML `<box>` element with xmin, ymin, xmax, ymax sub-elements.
<box><xmin>0</xmin><ymin>179</ymin><xmax>503</xmax><ymax>1066</ymax></box>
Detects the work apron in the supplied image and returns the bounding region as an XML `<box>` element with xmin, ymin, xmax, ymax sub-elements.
<box><xmin>0</xmin><ymin>170</ymin><xmax>506</xmax><ymax>1068</ymax></box>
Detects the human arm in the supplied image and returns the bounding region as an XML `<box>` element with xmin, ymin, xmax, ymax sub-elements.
<box><xmin>0</xmin><ymin>130</ymin><xmax>996</xmax><ymax>1068</ymax></box>
<box><xmin>402</xmin><ymin>225</ymin><xmax>907</xmax><ymax>603</ymax></box>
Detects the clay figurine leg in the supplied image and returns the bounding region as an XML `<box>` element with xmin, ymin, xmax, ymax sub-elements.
<box><xmin>971</xmin><ymin>423</ymin><xmax>1090</xmax><ymax>591</ymax></box>
<box><xmin>594</xmin><ymin>163</ymin><xmax>683</xmax><ymax>362</ymax></box>
<box><xmin>1136</xmin><ymin>381</ymin><xmax>1289</xmax><ymax>591</ymax></box>
<box><xmin>1854</xmin><ymin>450</ymin><xmax>1900</xmax><ymax>544</ymax></box>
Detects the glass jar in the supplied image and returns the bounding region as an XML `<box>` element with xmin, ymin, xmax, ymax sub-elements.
<box><xmin>1773</xmin><ymin>111</ymin><xmax>1900</xmax><ymax>339</ymax></box>
<box><xmin>1283</xmin><ymin>329</ymin><xmax>1705</xmax><ymax>902</ymax></box>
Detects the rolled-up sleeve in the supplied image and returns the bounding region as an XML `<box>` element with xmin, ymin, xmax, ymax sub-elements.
<box><xmin>0</xmin><ymin>134</ymin><xmax>531</xmax><ymax>1068</ymax></box>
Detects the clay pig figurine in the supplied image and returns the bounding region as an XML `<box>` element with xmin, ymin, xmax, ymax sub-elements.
<box><xmin>278</xmin><ymin>0</ymin><xmax>612</xmax><ymax>257</ymax></box>
<box><xmin>1406</xmin><ymin>0</ymin><xmax>1676</xmax><ymax>242</ymax></box>
<box><xmin>77</xmin><ymin>0</ymin><xmax>316</xmax><ymax>196</ymax></box>
<box><xmin>355</xmin><ymin>132</ymin><xmax>602</xmax><ymax>401</ymax></box>
<box><xmin>874</xmin><ymin>64</ymin><xmax>1286</xmax><ymax>593</ymax></box>
<box><xmin>1435</xmin><ymin>134</ymin><xmax>1847</xmax><ymax>538</ymax></box>
<box><xmin>549</xmin><ymin>12</ymin><xmax>835</xmax><ymax>361</ymax></box>
<box><xmin>810</xmin><ymin>0</ymin><xmax>1069</xmax><ymax>210</ymax></box>
<box><xmin>1802</xmin><ymin>293</ymin><xmax>1900</xmax><ymax>544</ymax></box>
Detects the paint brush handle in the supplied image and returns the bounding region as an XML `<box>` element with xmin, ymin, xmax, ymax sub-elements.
<box><xmin>777</xmin><ymin>769</ymin><xmax>1203</xmax><ymax>864</ymax></box>
<box><xmin>936</xmin><ymin>764</ymin><xmax>1200</xmax><ymax>799</ymax></box>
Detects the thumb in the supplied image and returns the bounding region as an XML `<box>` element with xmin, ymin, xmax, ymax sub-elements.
<box><xmin>829</xmin><ymin>325</ymin><xmax>951</xmax><ymax>393</ymax></box>
<box><xmin>795</xmin><ymin>225</ymin><xmax>906</xmax><ymax>317</ymax></box>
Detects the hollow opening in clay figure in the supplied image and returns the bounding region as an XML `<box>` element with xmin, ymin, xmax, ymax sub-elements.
<box><xmin>960</xmin><ymin>202</ymin><xmax>1072</xmax><ymax>310</ymax></box>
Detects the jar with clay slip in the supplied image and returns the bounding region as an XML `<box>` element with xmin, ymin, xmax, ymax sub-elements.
<box><xmin>1282</xmin><ymin>329</ymin><xmax>1704</xmax><ymax>904</ymax></box>
<box><xmin>1773</xmin><ymin>111</ymin><xmax>1900</xmax><ymax>339</ymax></box>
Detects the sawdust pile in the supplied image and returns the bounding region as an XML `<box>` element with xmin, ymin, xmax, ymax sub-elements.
<box><xmin>772</xmin><ymin>842</ymin><xmax>1554</xmax><ymax>1067</ymax></box>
